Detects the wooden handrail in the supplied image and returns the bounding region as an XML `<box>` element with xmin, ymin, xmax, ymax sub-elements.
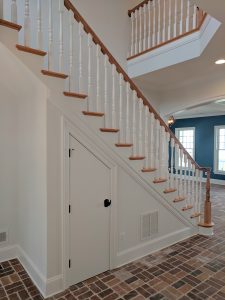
<box><xmin>63</xmin><ymin>0</ymin><xmax>205</xmax><ymax>171</ymax></box>
<box><xmin>128</xmin><ymin>0</ymin><xmax>151</xmax><ymax>17</ymax></box>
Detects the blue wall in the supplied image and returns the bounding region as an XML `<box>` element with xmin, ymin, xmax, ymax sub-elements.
<box><xmin>171</xmin><ymin>115</ymin><xmax>225</xmax><ymax>180</ymax></box>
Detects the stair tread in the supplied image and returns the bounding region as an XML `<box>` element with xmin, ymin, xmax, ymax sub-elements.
<box><xmin>41</xmin><ymin>70</ymin><xmax>68</xmax><ymax>79</ymax></box>
<box><xmin>142</xmin><ymin>168</ymin><xmax>157</xmax><ymax>173</ymax></box>
<box><xmin>100</xmin><ymin>128</ymin><xmax>119</xmax><ymax>133</ymax></box>
<box><xmin>63</xmin><ymin>91</ymin><xmax>87</xmax><ymax>99</ymax></box>
<box><xmin>16</xmin><ymin>44</ymin><xmax>47</xmax><ymax>56</ymax></box>
<box><xmin>83</xmin><ymin>111</ymin><xmax>104</xmax><ymax>117</ymax></box>
<box><xmin>191</xmin><ymin>212</ymin><xmax>202</xmax><ymax>219</ymax></box>
<box><xmin>153</xmin><ymin>178</ymin><xmax>167</xmax><ymax>183</ymax></box>
<box><xmin>129</xmin><ymin>156</ymin><xmax>145</xmax><ymax>160</ymax></box>
<box><xmin>173</xmin><ymin>196</ymin><xmax>186</xmax><ymax>203</ymax></box>
<box><xmin>164</xmin><ymin>188</ymin><xmax>177</xmax><ymax>194</ymax></box>
<box><xmin>115</xmin><ymin>143</ymin><xmax>133</xmax><ymax>147</ymax></box>
<box><xmin>182</xmin><ymin>205</ymin><xmax>193</xmax><ymax>211</ymax></box>
<box><xmin>0</xmin><ymin>19</ymin><xmax>22</xmax><ymax>31</ymax></box>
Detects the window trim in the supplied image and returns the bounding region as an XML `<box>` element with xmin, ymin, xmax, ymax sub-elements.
<box><xmin>214</xmin><ymin>125</ymin><xmax>225</xmax><ymax>175</ymax></box>
<box><xmin>175</xmin><ymin>127</ymin><xmax>195</xmax><ymax>160</ymax></box>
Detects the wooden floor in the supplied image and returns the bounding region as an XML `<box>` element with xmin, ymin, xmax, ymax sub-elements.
<box><xmin>0</xmin><ymin>184</ymin><xmax>225</xmax><ymax>300</ymax></box>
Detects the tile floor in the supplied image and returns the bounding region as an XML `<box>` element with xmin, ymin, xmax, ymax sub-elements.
<box><xmin>0</xmin><ymin>184</ymin><xmax>225</xmax><ymax>300</ymax></box>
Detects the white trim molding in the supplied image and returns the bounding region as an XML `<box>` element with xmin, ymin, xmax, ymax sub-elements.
<box><xmin>214</xmin><ymin>125</ymin><xmax>225</xmax><ymax>176</ymax></box>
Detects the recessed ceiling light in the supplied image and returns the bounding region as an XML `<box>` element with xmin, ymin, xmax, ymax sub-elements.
<box><xmin>215</xmin><ymin>59</ymin><xmax>225</xmax><ymax>65</ymax></box>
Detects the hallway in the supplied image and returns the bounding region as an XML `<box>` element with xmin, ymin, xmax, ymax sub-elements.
<box><xmin>0</xmin><ymin>184</ymin><xmax>225</xmax><ymax>300</ymax></box>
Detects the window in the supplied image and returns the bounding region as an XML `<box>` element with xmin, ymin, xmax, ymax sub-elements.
<box><xmin>175</xmin><ymin>128</ymin><xmax>195</xmax><ymax>165</ymax></box>
<box><xmin>214</xmin><ymin>126</ymin><xmax>225</xmax><ymax>174</ymax></box>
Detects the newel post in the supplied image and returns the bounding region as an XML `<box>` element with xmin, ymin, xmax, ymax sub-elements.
<box><xmin>199</xmin><ymin>168</ymin><xmax>214</xmax><ymax>235</ymax></box>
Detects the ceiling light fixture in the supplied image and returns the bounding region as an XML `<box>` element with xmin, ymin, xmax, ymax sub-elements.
<box><xmin>215</xmin><ymin>59</ymin><xmax>225</xmax><ymax>65</ymax></box>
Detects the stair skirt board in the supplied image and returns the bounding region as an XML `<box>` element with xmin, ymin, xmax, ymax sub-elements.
<box><xmin>0</xmin><ymin>19</ymin><xmax>22</xmax><ymax>31</ymax></box>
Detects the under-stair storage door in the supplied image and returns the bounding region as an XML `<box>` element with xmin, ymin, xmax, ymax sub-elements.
<box><xmin>69</xmin><ymin>135</ymin><xmax>111</xmax><ymax>285</ymax></box>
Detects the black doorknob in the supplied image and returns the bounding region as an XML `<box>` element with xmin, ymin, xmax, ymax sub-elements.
<box><xmin>104</xmin><ymin>199</ymin><xmax>111</xmax><ymax>207</ymax></box>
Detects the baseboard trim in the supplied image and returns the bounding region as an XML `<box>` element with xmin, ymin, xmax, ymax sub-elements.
<box><xmin>116</xmin><ymin>227</ymin><xmax>196</xmax><ymax>267</ymax></box>
<box><xmin>0</xmin><ymin>244</ymin><xmax>63</xmax><ymax>298</ymax></box>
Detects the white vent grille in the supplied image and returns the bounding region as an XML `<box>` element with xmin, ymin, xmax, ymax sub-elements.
<box><xmin>140</xmin><ymin>211</ymin><xmax>158</xmax><ymax>240</ymax></box>
<box><xmin>0</xmin><ymin>231</ymin><xmax>8</xmax><ymax>244</ymax></box>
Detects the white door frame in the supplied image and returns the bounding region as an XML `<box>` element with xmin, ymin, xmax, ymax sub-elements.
<box><xmin>61</xmin><ymin>117</ymin><xmax>118</xmax><ymax>290</ymax></box>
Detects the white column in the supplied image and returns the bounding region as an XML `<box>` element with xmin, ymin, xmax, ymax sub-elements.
<box><xmin>149</xmin><ymin>113</ymin><xmax>155</xmax><ymax>168</ymax></box>
<box><xmin>78</xmin><ymin>23</ymin><xmax>84</xmax><ymax>93</ymax></box>
<box><xmin>155</xmin><ymin>120</ymin><xmax>160</xmax><ymax>178</ymax></box>
<box><xmin>157</xmin><ymin>0</ymin><xmax>161</xmax><ymax>44</ymax></box>
<box><xmin>96</xmin><ymin>44</ymin><xmax>101</xmax><ymax>112</ymax></box>
<box><xmin>170</xmin><ymin>138</ymin><xmax>175</xmax><ymax>189</ymax></box>
<box><xmin>48</xmin><ymin>0</ymin><xmax>53</xmax><ymax>70</ymax></box>
<box><xmin>87</xmin><ymin>33</ymin><xmax>93</xmax><ymax>112</ymax></box>
<box><xmin>58</xmin><ymin>0</ymin><xmax>64</xmax><ymax>73</ymax></box>
<box><xmin>179</xmin><ymin>149</ymin><xmax>183</xmax><ymax>197</ymax></box>
<box><xmin>144</xmin><ymin>106</ymin><xmax>149</xmax><ymax>168</ymax></box>
<box><xmin>198</xmin><ymin>170</ymin><xmax>203</xmax><ymax>213</ymax></box>
<box><xmin>152</xmin><ymin>1</ymin><xmax>156</xmax><ymax>46</ymax></box>
<box><xmin>187</xmin><ymin>159</ymin><xmax>192</xmax><ymax>206</ymax></box>
<box><xmin>24</xmin><ymin>0</ymin><xmax>31</xmax><ymax>46</ymax></box>
<box><xmin>179</xmin><ymin>0</ymin><xmax>184</xmax><ymax>35</ymax></box>
<box><xmin>125</xmin><ymin>82</ymin><xmax>131</xmax><ymax>144</ymax></box>
<box><xmin>175</xmin><ymin>144</ymin><xmax>179</xmax><ymax>191</ymax></box>
<box><xmin>195</xmin><ymin>168</ymin><xmax>199</xmax><ymax>212</ymax></box>
<box><xmin>111</xmin><ymin>64</ymin><xmax>116</xmax><ymax>129</ymax></box>
<box><xmin>11</xmin><ymin>0</ymin><xmax>17</xmax><ymax>23</ymax></box>
<box><xmin>135</xmin><ymin>10</ymin><xmax>138</xmax><ymax>54</ymax></box>
<box><xmin>191</xmin><ymin>164</ymin><xmax>196</xmax><ymax>208</ymax></box>
<box><xmin>138</xmin><ymin>99</ymin><xmax>144</xmax><ymax>156</ymax></box>
<box><xmin>183</xmin><ymin>154</ymin><xmax>188</xmax><ymax>203</ymax></box>
<box><xmin>192</xmin><ymin>4</ymin><xmax>197</xmax><ymax>29</ymax></box>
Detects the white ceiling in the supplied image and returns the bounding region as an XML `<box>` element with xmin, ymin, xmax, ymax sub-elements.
<box><xmin>133</xmin><ymin>0</ymin><xmax>225</xmax><ymax>117</ymax></box>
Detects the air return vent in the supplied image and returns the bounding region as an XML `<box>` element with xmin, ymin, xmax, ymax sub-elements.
<box><xmin>140</xmin><ymin>211</ymin><xmax>158</xmax><ymax>240</ymax></box>
<box><xmin>0</xmin><ymin>231</ymin><xmax>8</xmax><ymax>244</ymax></box>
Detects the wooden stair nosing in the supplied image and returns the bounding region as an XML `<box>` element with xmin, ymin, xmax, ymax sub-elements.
<box><xmin>153</xmin><ymin>178</ymin><xmax>167</xmax><ymax>184</ymax></box>
<box><xmin>182</xmin><ymin>205</ymin><xmax>193</xmax><ymax>211</ymax></box>
<box><xmin>115</xmin><ymin>143</ymin><xmax>133</xmax><ymax>147</ymax></box>
<box><xmin>190</xmin><ymin>212</ymin><xmax>202</xmax><ymax>219</ymax></box>
<box><xmin>82</xmin><ymin>111</ymin><xmax>104</xmax><ymax>117</ymax></box>
<box><xmin>41</xmin><ymin>69</ymin><xmax>68</xmax><ymax>79</ymax></box>
<box><xmin>63</xmin><ymin>91</ymin><xmax>87</xmax><ymax>99</ymax></box>
<box><xmin>129</xmin><ymin>156</ymin><xmax>145</xmax><ymax>161</ymax></box>
<box><xmin>164</xmin><ymin>188</ymin><xmax>177</xmax><ymax>194</ymax></box>
<box><xmin>16</xmin><ymin>44</ymin><xmax>47</xmax><ymax>56</ymax></box>
<box><xmin>173</xmin><ymin>196</ymin><xmax>185</xmax><ymax>203</ymax></box>
<box><xmin>0</xmin><ymin>19</ymin><xmax>22</xmax><ymax>31</ymax></box>
<box><xmin>100</xmin><ymin>128</ymin><xmax>119</xmax><ymax>133</ymax></box>
<box><xmin>142</xmin><ymin>168</ymin><xmax>157</xmax><ymax>173</ymax></box>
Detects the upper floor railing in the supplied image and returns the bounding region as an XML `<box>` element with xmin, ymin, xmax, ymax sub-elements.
<box><xmin>128</xmin><ymin>0</ymin><xmax>207</xmax><ymax>60</ymax></box>
<box><xmin>0</xmin><ymin>0</ymin><xmax>213</xmax><ymax>229</ymax></box>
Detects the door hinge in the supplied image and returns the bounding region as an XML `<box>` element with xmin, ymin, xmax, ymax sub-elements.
<box><xmin>69</xmin><ymin>204</ymin><xmax>71</xmax><ymax>214</ymax></box>
<box><xmin>69</xmin><ymin>259</ymin><xmax>71</xmax><ymax>268</ymax></box>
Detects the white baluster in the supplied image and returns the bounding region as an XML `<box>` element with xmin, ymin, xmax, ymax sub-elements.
<box><xmin>159</xmin><ymin>127</ymin><xmax>165</xmax><ymax>179</ymax></box>
<box><xmin>187</xmin><ymin>159</ymin><xmax>192</xmax><ymax>206</ymax></box>
<box><xmin>157</xmin><ymin>0</ymin><xmax>161</xmax><ymax>44</ymax></box>
<box><xmin>111</xmin><ymin>64</ymin><xmax>116</xmax><ymax>129</ymax></box>
<box><xmin>173</xmin><ymin>0</ymin><xmax>177</xmax><ymax>38</ymax></box>
<box><xmin>198</xmin><ymin>170</ymin><xmax>203</xmax><ymax>214</ymax></box>
<box><xmin>183</xmin><ymin>154</ymin><xmax>187</xmax><ymax>200</ymax></box>
<box><xmin>191</xmin><ymin>164</ymin><xmax>196</xmax><ymax>208</ymax></box>
<box><xmin>168</xmin><ymin>0</ymin><xmax>172</xmax><ymax>40</ymax></box>
<box><xmin>87</xmin><ymin>33</ymin><xmax>93</xmax><ymax>112</ymax></box>
<box><xmin>104</xmin><ymin>55</ymin><xmax>109</xmax><ymax>128</ymax></box>
<box><xmin>36</xmin><ymin>0</ymin><xmax>42</xmax><ymax>49</ymax></box>
<box><xmin>179</xmin><ymin>149</ymin><xmax>183</xmax><ymax>197</ymax></box>
<box><xmin>68</xmin><ymin>12</ymin><xmax>74</xmax><ymax>92</ymax></box>
<box><xmin>139</xmin><ymin>7</ymin><xmax>143</xmax><ymax>53</ymax></box>
<box><xmin>144</xmin><ymin>106</ymin><xmax>149</xmax><ymax>169</ymax></box>
<box><xmin>24</xmin><ymin>0</ymin><xmax>31</xmax><ymax>46</ymax></box>
<box><xmin>59</xmin><ymin>0</ymin><xmax>64</xmax><ymax>73</ymax></box>
<box><xmin>78</xmin><ymin>23</ymin><xmax>84</xmax><ymax>93</ymax></box>
<box><xmin>147</xmin><ymin>1</ymin><xmax>151</xmax><ymax>48</ymax></box>
<box><xmin>96</xmin><ymin>44</ymin><xmax>101</xmax><ymax>112</ymax></box>
<box><xmin>179</xmin><ymin>0</ymin><xmax>184</xmax><ymax>35</ymax></box>
<box><xmin>149</xmin><ymin>113</ymin><xmax>155</xmax><ymax>168</ymax></box>
<box><xmin>152</xmin><ymin>1</ymin><xmax>156</xmax><ymax>47</ymax></box>
<box><xmin>0</xmin><ymin>0</ymin><xmax>3</xmax><ymax>19</ymax></box>
<box><xmin>175</xmin><ymin>144</ymin><xmax>179</xmax><ymax>191</ymax></box>
<box><xmin>162</xmin><ymin>0</ymin><xmax>166</xmax><ymax>42</ymax></box>
<box><xmin>143</xmin><ymin>4</ymin><xmax>147</xmax><ymax>51</ymax></box>
<box><xmin>125</xmin><ymin>82</ymin><xmax>131</xmax><ymax>144</ymax></box>
<box><xmin>131</xmin><ymin>12</ymin><xmax>135</xmax><ymax>56</ymax></box>
<box><xmin>135</xmin><ymin>10</ymin><xmax>138</xmax><ymax>54</ymax></box>
<box><xmin>195</xmin><ymin>168</ymin><xmax>199</xmax><ymax>212</ymax></box>
<box><xmin>132</xmin><ymin>91</ymin><xmax>138</xmax><ymax>157</ymax></box>
<box><xmin>165</xmin><ymin>132</ymin><xmax>170</xmax><ymax>189</ymax></box>
<box><xmin>119</xmin><ymin>74</ymin><xmax>124</xmax><ymax>143</ymax></box>
<box><xmin>138</xmin><ymin>99</ymin><xmax>144</xmax><ymax>157</ymax></box>
<box><xmin>11</xmin><ymin>0</ymin><xmax>17</xmax><ymax>23</ymax></box>
<box><xmin>186</xmin><ymin>0</ymin><xmax>190</xmax><ymax>32</ymax></box>
<box><xmin>155</xmin><ymin>120</ymin><xmax>160</xmax><ymax>178</ymax></box>
<box><xmin>48</xmin><ymin>0</ymin><xmax>53</xmax><ymax>70</ymax></box>
<box><xmin>192</xmin><ymin>4</ymin><xmax>197</xmax><ymax>29</ymax></box>
<box><xmin>170</xmin><ymin>138</ymin><xmax>175</xmax><ymax>189</ymax></box>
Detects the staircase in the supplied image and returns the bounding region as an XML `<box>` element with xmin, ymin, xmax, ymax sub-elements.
<box><xmin>0</xmin><ymin>0</ymin><xmax>213</xmax><ymax>236</ymax></box>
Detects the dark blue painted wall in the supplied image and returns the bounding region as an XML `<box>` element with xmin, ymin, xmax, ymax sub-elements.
<box><xmin>171</xmin><ymin>115</ymin><xmax>225</xmax><ymax>180</ymax></box>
